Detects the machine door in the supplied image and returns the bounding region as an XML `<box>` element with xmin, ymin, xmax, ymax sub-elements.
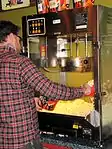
<box><xmin>99</xmin><ymin>6</ymin><xmax>112</xmax><ymax>140</ymax></box>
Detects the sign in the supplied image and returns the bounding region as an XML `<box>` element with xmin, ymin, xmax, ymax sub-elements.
<box><xmin>74</xmin><ymin>0</ymin><xmax>94</xmax><ymax>8</ymax></box>
<box><xmin>84</xmin><ymin>0</ymin><xmax>95</xmax><ymax>8</ymax></box>
<box><xmin>1</xmin><ymin>0</ymin><xmax>30</xmax><ymax>11</ymax></box>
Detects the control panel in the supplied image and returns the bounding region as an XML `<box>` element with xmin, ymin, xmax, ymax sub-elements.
<box><xmin>75</xmin><ymin>11</ymin><xmax>88</xmax><ymax>30</ymax></box>
<box><xmin>27</xmin><ymin>18</ymin><xmax>46</xmax><ymax>36</ymax></box>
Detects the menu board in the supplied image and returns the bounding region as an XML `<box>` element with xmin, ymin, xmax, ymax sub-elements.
<box><xmin>1</xmin><ymin>0</ymin><xmax>30</xmax><ymax>10</ymax></box>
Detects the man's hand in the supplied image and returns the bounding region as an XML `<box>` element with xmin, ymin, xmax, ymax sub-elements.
<box><xmin>83</xmin><ymin>80</ymin><xmax>95</xmax><ymax>97</ymax></box>
<box><xmin>34</xmin><ymin>97</ymin><xmax>43</xmax><ymax>111</ymax></box>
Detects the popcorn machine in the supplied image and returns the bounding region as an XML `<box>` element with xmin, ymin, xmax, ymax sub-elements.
<box><xmin>22</xmin><ymin>5</ymin><xmax>112</xmax><ymax>147</ymax></box>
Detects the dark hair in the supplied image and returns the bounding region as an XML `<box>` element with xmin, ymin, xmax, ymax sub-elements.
<box><xmin>0</xmin><ymin>20</ymin><xmax>20</xmax><ymax>42</ymax></box>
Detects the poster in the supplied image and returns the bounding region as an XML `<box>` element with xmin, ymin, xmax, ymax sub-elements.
<box><xmin>1</xmin><ymin>0</ymin><xmax>30</xmax><ymax>10</ymax></box>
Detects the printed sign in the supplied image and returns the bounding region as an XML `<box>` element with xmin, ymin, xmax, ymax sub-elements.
<box><xmin>1</xmin><ymin>0</ymin><xmax>30</xmax><ymax>10</ymax></box>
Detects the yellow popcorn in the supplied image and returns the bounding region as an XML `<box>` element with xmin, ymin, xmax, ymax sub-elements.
<box><xmin>41</xmin><ymin>96</ymin><xmax>94</xmax><ymax>117</ymax></box>
<box><xmin>88</xmin><ymin>80</ymin><xmax>94</xmax><ymax>87</ymax></box>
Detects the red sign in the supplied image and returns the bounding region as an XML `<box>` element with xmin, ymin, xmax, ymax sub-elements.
<box><xmin>84</xmin><ymin>0</ymin><xmax>95</xmax><ymax>8</ymax></box>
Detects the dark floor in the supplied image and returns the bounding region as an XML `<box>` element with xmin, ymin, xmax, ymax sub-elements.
<box><xmin>103</xmin><ymin>138</ymin><xmax>112</xmax><ymax>149</ymax></box>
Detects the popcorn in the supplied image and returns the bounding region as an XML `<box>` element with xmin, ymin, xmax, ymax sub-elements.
<box><xmin>84</xmin><ymin>80</ymin><xmax>95</xmax><ymax>97</ymax></box>
<box><xmin>41</xmin><ymin>97</ymin><xmax>94</xmax><ymax>117</ymax></box>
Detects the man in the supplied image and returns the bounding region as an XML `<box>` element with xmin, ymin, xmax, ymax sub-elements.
<box><xmin>0</xmin><ymin>20</ymin><xmax>93</xmax><ymax>149</ymax></box>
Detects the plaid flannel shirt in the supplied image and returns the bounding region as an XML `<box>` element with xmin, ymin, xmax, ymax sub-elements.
<box><xmin>0</xmin><ymin>44</ymin><xmax>84</xmax><ymax>149</ymax></box>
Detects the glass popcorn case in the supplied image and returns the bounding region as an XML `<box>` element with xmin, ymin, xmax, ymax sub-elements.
<box><xmin>22</xmin><ymin>5</ymin><xmax>112</xmax><ymax>147</ymax></box>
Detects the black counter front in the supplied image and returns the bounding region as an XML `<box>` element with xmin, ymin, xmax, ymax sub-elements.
<box><xmin>40</xmin><ymin>133</ymin><xmax>100</xmax><ymax>149</ymax></box>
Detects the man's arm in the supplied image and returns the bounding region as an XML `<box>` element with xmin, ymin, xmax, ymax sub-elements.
<box><xmin>19</xmin><ymin>57</ymin><xmax>88</xmax><ymax>100</ymax></box>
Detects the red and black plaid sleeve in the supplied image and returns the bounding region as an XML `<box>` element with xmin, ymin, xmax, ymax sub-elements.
<box><xmin>19</xmin><ymin>57</ymin><xmax>84</xmax><ymax>100</ymax></box>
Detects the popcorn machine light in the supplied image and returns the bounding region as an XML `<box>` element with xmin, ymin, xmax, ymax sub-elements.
<box><xmin>22</xmin><ymin>5</ymin><xmax>112</xmax><ymax>147</ymax></box>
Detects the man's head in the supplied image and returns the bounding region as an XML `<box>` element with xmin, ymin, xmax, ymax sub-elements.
<box><xmin>0</xmin><ymin>20</ymin><xmax>21</xmax><ymax>53</ymax></box>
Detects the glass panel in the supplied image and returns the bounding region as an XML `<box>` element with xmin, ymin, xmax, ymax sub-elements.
<box><xmin>100</xmin><ymin>6</ymin><xmax>112</xmax><ymax>139</ymax></box>
<box><xmin>28</xmin><ymin>37</ymin><xmax>40</xmax><ymax>66</ymax></box>
<box><xmin>40</xmin><ymin>34</ymin><xmax>95</xmax><ymax>124</ymax></box>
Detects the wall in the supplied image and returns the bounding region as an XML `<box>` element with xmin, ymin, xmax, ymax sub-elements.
<box><xmin>0</xmin><ymin>6</ymin><xmax>37</xmax><ymax>36</ymax></box>
<box><xmin>94</xmin><ymin>1</ymin><xmax>112</xmax><ymax>7</ymax></box>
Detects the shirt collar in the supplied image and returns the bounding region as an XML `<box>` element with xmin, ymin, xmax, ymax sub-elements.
<box><xmin>0</xmin><ymin>43</ymin><xmax>16</xmax><ymax>53</ymax></box>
